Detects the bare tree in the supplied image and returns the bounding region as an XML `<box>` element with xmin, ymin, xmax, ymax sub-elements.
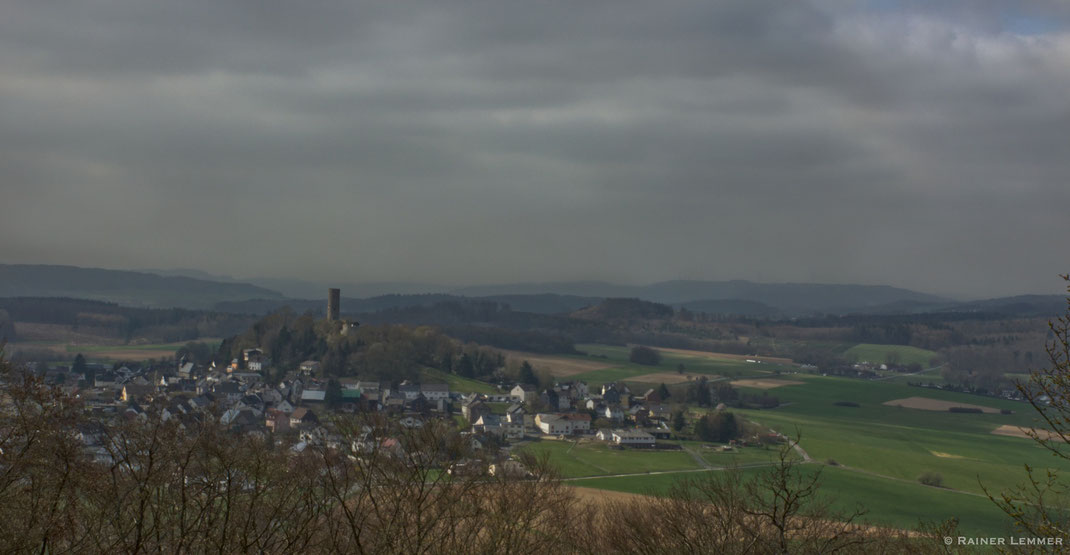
<box><xmin>987</xmin><ymin>274</ymin><xmax>1070</xmax><ymax>544</ymax></box>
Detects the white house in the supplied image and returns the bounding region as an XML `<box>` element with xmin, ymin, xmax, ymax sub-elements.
<box><xmin>511</xmin><ymin>384</ymin><xmax>537</xmax><ymax>403</ymax></box>
<box><xmin>421</xmin><ymin>383</ymin><xmax>450</xmax><ymax>401</ymax></box>
<box><xmin>610</xmin><ymin>429</ymin><xmax>655</xmax><ymax>448</ymax></box>
<box><xmin>474</xmin><ymin>414</ymin><xmax>524</xmax><ymax>440</ymax></box>
<box><xmin>535</xmin><ymin>413</ymin><xmax>591</xmax><ymax>435</ymax></box>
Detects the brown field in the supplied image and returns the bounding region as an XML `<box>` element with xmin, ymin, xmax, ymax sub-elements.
<box><xmin>570</xmin><ymin>487</ymin><xmax>914</xmax><ymax>537</ymax></box>
<box><xmin>882</xmin><ymin>396</ymin><xmax>1000</xmax><ymax>414</ymax></box>
<box><xmin>9</xmin><ymin>342</ymin><xmax>184</xmax><ymax>362</ymax></box>
<box><xmin>11</xmin><ymin>322</ymin><xmax>118</xmax><ymax>344</ymax></box>
<box><xmin>501</xmin><ymin>351</ymin><xmax>614</xmax><ymax>377</ymax></box>
<box><xmin>624</xmin><ymin>374</ymin><xmax>719</xmax><ymax>387</ymax></box>
<box><xmin>570</xmin><ymin>486</ymin><xmax>648</xmax><ymax>506</ymax></box>
<box><xmin>656</xmin><ymin>346</ymin><xmax>794</xmax><ymax>365</ymax></box>
<box><xmin>629</xmin><ymin>371</ymin><xmax>718</xmax><ymax>384</ymax></box>
<box><xmin>730</xmin><ymin>378</ymin><xmax>804</xmax><ymax>390</ymax></box>
<box><xmin>991</xmin><ymin>424</ymin><xmax>1060</xmax><ymax>441</ymax></box>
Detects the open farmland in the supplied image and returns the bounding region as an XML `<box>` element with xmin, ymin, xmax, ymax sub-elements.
<box><xmin>568</xmin><ymin>343</ymin><xmax>794</xmax><ymax>386</ymax></box>
<box><xmin>628</xmin><ymin>371</ymin><xmax>714</xmax><ymax>384</ymax></box>
<box><xmin>553</xmin><ymin>357</ymin><xmax>1070</xmax><ymax>537</ymax></box>
<box><xmin>882</xmin><ymin>396</ymin><xmax>1001</xmax><ymax>413</ymax></box>
<box><xmin>9</xmin><ymin>335</ymin><xmax>219</xmax><ymax>362</ymax></box>
<box><xmin>569</xmin><ymin>466</ymin><xmax>1014</xmax><ymax>537</ymax></box>
<box><xmin>730</xmin><ymin>378</ymin><xmax>805</xmax><ymax>390</ymax></box>
<box><xmin>843</xmin><ymin>343</ymin><xmax>940</xmax><ymax>367</ymax></box>
<box><xmin>500</xmin><ymin>350</ymin><xmax>615</xmax><ymax>377</ymax></box>
<box><xmin>653</xmin><ymin>346</ymin><xmax>794</xmax><ymax>365</ymax></box>
<box><xmin>991</xmin><ymin>424</ymin><xmax>1059</xmax><ymax>441</ymax></box>
<box><xmin>520</xmin><ymin>439</ymin><xmax>702</xmax><ymax>478</ymax></box>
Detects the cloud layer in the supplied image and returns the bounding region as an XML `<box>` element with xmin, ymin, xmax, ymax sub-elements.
<box><xmin>3</xmin><ymin>1</ymin><xmax>1069</xmax><ymax>297</ymax></box>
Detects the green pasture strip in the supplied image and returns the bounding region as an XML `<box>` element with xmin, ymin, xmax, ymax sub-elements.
<box><xmin>570</xmin><ymin>465</ymin><xmax>1015</xmax><ymax>537</ymax></box>
<box><xmin>843</xmin><ymin>343</ymin><xmax>940</xmax><ymax>367</ymax></box>
<box><xmin>522</xmin><ymin>439</ymin><xmax>702</xmax><ymax>478</ymax></box>
<box><xmin>419</xmin><ymin>368</ymin><xmax>498</xmax><ymax>395</ymax></box>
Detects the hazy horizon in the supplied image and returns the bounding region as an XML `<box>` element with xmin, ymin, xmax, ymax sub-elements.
<box><xmin>0</xmin><ymin>260</ymin><xmax>1061</xmax><ymax>301</ymax></box>
<box><xmin>3</xmin><ymin>1</ymin><xmax>1069</xmax><ymax>299</ymax></box>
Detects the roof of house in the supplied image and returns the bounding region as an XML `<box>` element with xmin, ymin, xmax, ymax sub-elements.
<box><xmin>214</xmin><ymin>382</ymin><xmax>242</xmax><ymax>394</ymax></box>
<box><xmin>123</xmin><ymin>384</ymin><xmax>156</xmax><ymax>397</ymax></box>
<box><xmin>301</xmin><ymin>389</ymin><xmax>327</xmax><ymax>401</ymax></box>
<box><xmin>421</xmin><ymin>383</ymin><xmax>449</xmax><ymax>392</ymax></box>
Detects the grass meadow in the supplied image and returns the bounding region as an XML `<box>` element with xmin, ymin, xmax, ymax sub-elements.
<box><xmin>842</xmin><ymin>343</ymin><xmax>941</xmax><ymax>367</ymax></box>
<box><xmin>535</xmin><ymin>344</ymin><xmax>1068</xmax><ymax>537</ymax></box>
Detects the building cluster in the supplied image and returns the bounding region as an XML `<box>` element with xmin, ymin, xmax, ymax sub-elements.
<box><xmin>459</xmin><ymin>380</ymin><xmax>673</xmax><ymax>448</ymax></box>
<box><xmin>27</xmin><ymin>349</ymin><xmax>675</xmax><ymax>456</ymax></box>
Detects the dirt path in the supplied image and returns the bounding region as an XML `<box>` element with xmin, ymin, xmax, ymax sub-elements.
<box><xmin>681</xmin><ymin>444</ymin><xmax>714</xmax><ymax>470</ymax></box>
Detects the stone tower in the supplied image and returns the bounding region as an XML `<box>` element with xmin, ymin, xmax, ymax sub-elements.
<box><xmin>327</xmin><ymin>288</ymin><xmax>340</xmax><ymax>321</ymax></box>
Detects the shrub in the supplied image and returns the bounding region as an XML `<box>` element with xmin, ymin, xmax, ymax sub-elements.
<box><xmin>918</xmin><ymin>471</ymin><xmax>943</xmax><ymax>487</ymax></box>
<box><xmin>1000</xmin><ymin>409</ymin><xmax>1014</xmax><ymax>415</ymax></box>
<box><xmin>948</xmin><ymin>407</ymin><xmax>982</xmax><ymax>414</ymax></box>
<box><xmin>629</xmin><ymin>346</ymin><xmax>662</xmax><ymax>366</ymax></box>
<box><xmin>833</xmin><ymin>401</ymin><xmax>860</xmax><ymax>408</ymax></box>
<box><xmin>826</xmin><ymin>459</ymin><xmax>840</xmax><ymax>466</ymax></box>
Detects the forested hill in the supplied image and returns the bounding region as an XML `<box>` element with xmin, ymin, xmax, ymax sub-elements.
<box><xmin>0</xmin><ymin>297</ymin><xmax>256</xmax><ymax>343</ymax></box>
<box><xmin>217</xmin><ymin>312</ymin><xmax>509</xmax><ymax>385</ymax></box>
<box><xmin>0</xmin><ymin>264</ymin><xmax>283</xmax><ymax>309</ymax></box>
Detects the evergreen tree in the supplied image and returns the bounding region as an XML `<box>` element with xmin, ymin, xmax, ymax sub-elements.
<box><xmin>694</xmin><ymin>413</ymin><xmax>715</xmax><ymax>441</ymax></box>
<box><xmin>657</xmin><ymin>382</ymin><xmax>671</xmax><ymax>400</ymax></box>
<box><xmin>519</xmin><ymin>361</ymin><xmax>537</xmax><ymax>385</ymax></box>
<box><xmin>456</xmin><ymin>353</ymin><xmax>475</xmax><ymax>378</ymax></box>
<box><xmin>671</xmin><ymin>410</ymin><xmax>686</xmax><ymax>432</ymax></box>
<box><xmin>325</xmin><ymin>378</ymin><xmax>343</xmax><ymax>408</ymax></box>
<box><xmin>72</xmin><ymin>353</ymin><xmax>87</xmax><ymax>375</ymax></box>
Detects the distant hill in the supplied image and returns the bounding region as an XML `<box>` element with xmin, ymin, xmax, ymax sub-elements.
<box><xmin>950</xmin><ymin>295</ymin><xmax>1066</xmax><ymax>317</ymax></box>
<box><xmin>0</xmin><ymin>264</ymin><xmax>283</xmax><ymax>309</ymax></box>
<box><xmin>679</xmin><ymin>299</ymin><xmax>782</xmax><ymax>317</ymax></box>
<box><xmin>454</xmin><ymin>279</ymin><xmax>947</xmax><ymax>314</ymax></box>
<box><xmin>214</xmin><ymin>293</ymin><xmax>601</xmax><ymax>316</ymax></box>
<box><xmin>571</xmin><ymin>298</ymin><xmax>675</xmax><ymax>321</ymax></box>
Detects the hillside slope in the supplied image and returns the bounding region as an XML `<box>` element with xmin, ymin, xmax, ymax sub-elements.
<box><xmin>0</xmin><ymin>264</ymin><xmax>283</xmax><ymax>309</ymax></box>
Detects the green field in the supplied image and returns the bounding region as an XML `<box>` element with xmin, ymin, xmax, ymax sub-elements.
<box><xmin>521</xmin><ymin>439</ymin><xmax>703</xmax><ymax>477</ymax></box>
<box><xmin>419</xmin><ymin>367</ymin><xmax>499</xmax><ymax>395</ymax></box>
<box><xmin>63</xmin><ymin>343</ymin><xmax>190</xmax><ymax>353</ymax></box>
<box><xmin>843</xmin><ymin>343</ymin><xmax>940</xmax><ymax>367</ymax></box>
<box><xmin>570</xmin><ymin>465</ymin><xmax>1012</xmax><ymax>536</ymax></box>
<box><xmin>570</xmin><ymin>343</ymin><xmax>791</xmax><ymax>386</ymax></box>
<box><xmin>539</xmin><ymin>345</ymin><xmax>1069</xmax><ymax>536</ymax></box>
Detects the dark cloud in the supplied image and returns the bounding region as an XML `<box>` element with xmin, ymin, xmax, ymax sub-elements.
<box><xmin>1</xmin><ymin>0</ymin><xmax>1068</xmax><ymax>298</ymax></box>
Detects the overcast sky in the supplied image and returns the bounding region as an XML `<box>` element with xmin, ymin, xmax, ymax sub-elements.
<box><xmin>2</xmin><ymin>1</ymin><xmax>1069</xmax><ymax>298</ymax></box>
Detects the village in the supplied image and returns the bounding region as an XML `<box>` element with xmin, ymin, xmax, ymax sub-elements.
<box><xmin>23</xmin><ymin>344</ymin><xmax>702</xmax><ymax>465</ymax></box>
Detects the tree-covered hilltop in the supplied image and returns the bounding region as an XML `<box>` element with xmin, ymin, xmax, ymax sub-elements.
<box><xmin>570</xmin><ymin>298</ymin><xmax>675</xmax><ymax>321</ymax></box>
<box><xmin>217</xmin><ymin>310</ymin><xmax>505</xmax><ymax>384</ymax></box>
<box><xmin>0</xmin><ymin>297</ymin><xmax>256</xmax><ymax>343</ymax></box>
